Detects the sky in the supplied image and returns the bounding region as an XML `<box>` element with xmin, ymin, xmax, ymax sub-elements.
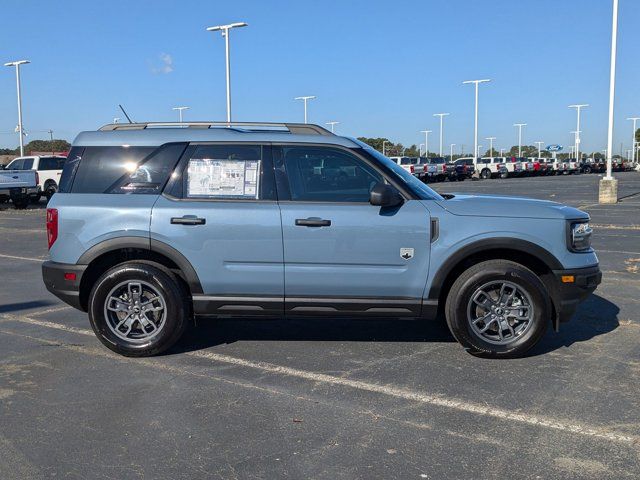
<box><xmin>1</xmin><ymin>0</ymin><xmax>639</xmax><ymax>155</ymax></box>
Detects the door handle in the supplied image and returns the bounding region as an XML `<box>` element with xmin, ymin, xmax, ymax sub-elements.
<box><xmin>295</xmin><ymin>218</ymin><xmax>331</xmax><ymax>227</ymax></box>
<box><xmin>171</xmin><ymin>216</ymin><xmax>206</xmax><ymax>225</ymax></box>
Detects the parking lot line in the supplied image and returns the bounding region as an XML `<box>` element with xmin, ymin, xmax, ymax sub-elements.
<box><xmin>0</xmin><ymin>253</ymin><xmax>45</xmax><ymax>263</ymax></box>
<box><xmin>3</xmin><ymin>311</ymin><xmax>638</xmax><ymax>447</ymax></box>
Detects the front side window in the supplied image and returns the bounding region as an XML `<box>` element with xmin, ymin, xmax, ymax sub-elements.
<box><xmin>282</xmin><ymin>146</ymin><xmax>382</xmax><ymax>202</ymax></box>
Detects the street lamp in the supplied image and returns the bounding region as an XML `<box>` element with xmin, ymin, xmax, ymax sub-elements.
<box><xmin>485</xmin><ymin>137</ymin><xmax>496</xmax><ymax>157</ymax></box>
<box><xmin>569</xmin><ymin>104</ymin><xmax>588</xmax><ymax>163</ymax></box>
<box><xmin>325</xmin><ymin>121</ymin><xmax>339</xmax><ymax>133</ymax></box>
<box><xmin>477</xmin><ymin>145</ymin><xmax>483</xmax><ymax>157</ymax></box>
<box><xmin>513</xmin><ymin>123</ymin><xmax>527</xmax><ymax>157</ymax></box>
<box><xmin>600</xmin><ymin>0</ymin><xmax>618</xmax><ymax>203</ymax></box>
<box><xmin>570</xmin><ymin>131</ymin><xmax>581</xmax><ymax>159</ymax></box>
<box><xmin>382</xmin><ymin>140</ymin><xmax>389</xmax><ymax>156</ymax></box>
<box><xmin>462</xmin><ymin>78</ymin><xmax>491</xmax><ymax>160</ymax></box>
<box><xmin>4</xmin><ymin>60</ymin><xmax>30</xmax><ymax>157</ymax></box>
<box><xmin>627</xmin><ymin>117</ymin><xmax>640</xmax><ymax>165</ymax></box>
<box><xmin>433</xmin><ymin>113</ymin><xmax>449</xmax><ymax>157</ymax></box>
<box><xmin>206</xmin><ymin>22</ymin><xmax>248</xmax><ymax>123</ymax></box>
<box><xmin>294</xmin><ymin>96</ymin><xmax>316</xmax><ymax>123</ymax></box>
<box><xmin>450</xmin><ymin>143</ymin><xmax>456</xmax><ymax>162</ymax></box>
<box><xmin>535</xmin><ymin>141</ymin><xmax>544</xmax><ymax>158</ymax></box>
<box><xmin>173</xmin><ymin>106</ymin><xmax>190</xmax><ymax>123</ymax></box>
<box><xmin>500</xmin><ymin>148</ymin><xmax>505</xmax><ymax>157</ymax></box>
<box><xmin>420</xmin><ymin>130</ymin><xmax>432</xmax><ymax>157</ymax></box>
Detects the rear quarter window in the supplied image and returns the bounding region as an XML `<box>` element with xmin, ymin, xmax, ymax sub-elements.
<box><xmin>63</xmin><ymin>144</ymin><xmax>187</xmax><ymax>194</ymax></box>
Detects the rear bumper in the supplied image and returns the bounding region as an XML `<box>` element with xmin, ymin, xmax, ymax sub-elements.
<box><xmin>42</xmin><ymin>261</ymin><xmax>87</xmax><ymax>311</ymax></box>
<box><xmin>551</xmin><ymin>265</ymin><xmax>602</xmax><ymax>326</ymax></box>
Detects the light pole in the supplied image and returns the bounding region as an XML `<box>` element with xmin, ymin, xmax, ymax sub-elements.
<box><xmin>477</xmin><ymin>145</ymin><xmax>483</xmax><ymax>157</ymax></box>
<box><xmin>450</xmin><ymin>143</ymin><xmax>456</xmax><ymax>162</ymax></box>
<box><xmin>433</xmin><ymin>113</ymin><xmax>449</xmax><ymax>157</ymax></box>
<box><xmin>172</xmin><ymin>106</ymin><xmax>190</xmax><ymax>123</ymax></box>
<box><xmin>627</xmin><ymin>117</ymin><xmax>640</xmax><ymax>165</ymax></box>
<box><xmin>514</xmin><ymin>123</ymin><xmax>527</xmax><ymax>157</ymax></box>
<box><xmin>4</xmin><ymin>60</ymin><xmax>30</xmax><ymax>157</ymax></box>
<box><xmin>570</xmin><ymin>131</ymin><xmax>581</xmax><ymax>159</ymax></box>
<box><xmin>485</xmin><ymin>137</ymin><xmax>496</xmax><ymax>157</ymax></box>
<box><xmin>600</xmin><ymin>0</ymin><xmax>618</xmax><ymax>203</ymax></box>
<box><xmin>382</xmin><ymin>140</ymin><xmax>389</xmax><ymax>156</ymax></box>
<box><xmin>535</xmin><ymin>141</ymin><xmax>544</xmax><ymax>158</ymax></box>
<box><xmin>325</xmin><ymin>121</ymin><xmax>339</xmax><ymax>133</ymax></box>
<box><xmin>294</xmin><ymin>96</ymin><xmax>316</xmax><ymax>123</ymax></box>
<box><xmin>463</xmin><ymin>79</ymin><xmax>491</xmax><ymax>161</ymax></box>
<box><xmin>420</xmin><ymin>130</ymin><xmax>432</xmax><ymax>157</ymax></box>
<box><xmin>500</xmin><ymin>148</ymin><xmax>505</xmax><ymax>157</ymax></box>
<box><xmin>206</xmin><ymin>22</ymin><xmax>248</xmax><ymax>123</ymax></box>
<box><xmin>569</xmin><ymin>104</ymin><xmax>588</xmax><ymax>163</ymax></box>
<box><xmin>113</xmin><ymin>117</ymin><xmax>120</xmax><ymax>124</ymax></box>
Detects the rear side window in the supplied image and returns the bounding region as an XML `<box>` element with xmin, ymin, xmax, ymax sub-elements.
<box><xmin>38</xmin><ymin>157</ymin><xmax>65</xmax><ymax>170</ymax></box>
<box><xmin>68</xmin><ymin>144</ymin><xmax>186</xmax><ymax>194</ymax></box>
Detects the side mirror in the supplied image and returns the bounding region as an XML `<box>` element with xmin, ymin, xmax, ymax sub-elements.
<box><xmin>369</xmin><ymin>183</ymin><xmax>403</xmax><ymax>207</ymax></box>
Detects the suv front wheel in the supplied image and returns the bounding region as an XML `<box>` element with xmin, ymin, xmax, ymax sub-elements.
<box><xmin>445</xmin><ymin>260</ymin><xmax>550</xmax><ymax>358</ymax></box>
<box><xmin>88</xmin><ymin>262</ymin><xmax>189</xmax><ymax>357</ymax></box>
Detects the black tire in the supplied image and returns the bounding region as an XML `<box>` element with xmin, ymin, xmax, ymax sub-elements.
<box><xmin>88</xmin><ymin>262</ymin><xmax>190</xmax><ymax>357</ymax></box>
<box><xmin>480</xmin><ymin>168</ymin><xmax>491</xmax><ymax>180</ymax></box>
<box><xmin>44</xmin><ymin>181</ymin><xmax>57</xmax><ymax>200</ymax></box>
<box><xmin>12</xmin><ymin>197</ymin><xmax>29</xmax><ymax>209</ymax></box>
<box><xmin>29</xmin><ymin>195</ymin><xmax>40</xmax><ymax>205</ymax></box>
<box><xmin>445</xmin><ymin>260</ymin><xmax>550</xmax><ymax>358</ymax></box>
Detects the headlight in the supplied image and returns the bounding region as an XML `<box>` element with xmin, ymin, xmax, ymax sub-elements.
<box><xmin>569</xmin><ymin>221</ymin><xmax>592</xmax><ymax>251</ymax></box>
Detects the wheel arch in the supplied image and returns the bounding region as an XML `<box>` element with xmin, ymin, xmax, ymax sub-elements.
<box><xmin>77</xmin><ymin>237</ymin><xmax>202</xmax><ymax>311</ymax></box>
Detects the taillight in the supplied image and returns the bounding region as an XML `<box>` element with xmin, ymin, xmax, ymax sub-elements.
<box><xmin>410</xmin><ymin>165</ymin><xmax>415</xmax><ymax>174</ymax></box>
<box><xmin>35</xmin><ymin>171</ymin><xmax>40</xmax><ymax>185</ymax></box>
<box><xmin>442</xmin><ymin>164</ymin><xmax>447</xmax><ymax>172</ymax></box>
<box><xmin>46</xmin><ymin>208</ymin><xmax>58</xmax><ymax>250</ymax></box>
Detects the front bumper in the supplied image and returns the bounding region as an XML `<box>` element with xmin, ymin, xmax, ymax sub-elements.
<box><xmin>42</xmin><ymin>261</ymin><xmax>88</xmax><ymax>311</ymax></box>
<box><xmin>550</xmin><ymin>265</ymin><xmax>601</xmax><ymax>328</ymax></box>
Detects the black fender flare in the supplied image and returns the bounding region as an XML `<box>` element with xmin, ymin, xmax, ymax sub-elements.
<box><xmin>427</xmin><ymin>237</ymin><xmax>563</xmax><ymax>301</ymax></box>
<box><xmin>77</xmin><ymin>236</ymin><xmax>203</xmax><ymax>294</ymax></box>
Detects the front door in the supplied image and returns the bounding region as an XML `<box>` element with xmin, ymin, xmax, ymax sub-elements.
<box><xmin>275</xmin><ymin>145</ymin><xmax>431</xmax><ymax>316</ymax></box>
<box><xmin>151</xmin><ymin>143</ymin><xmax>284</xmax><ymax>315</ymax></box>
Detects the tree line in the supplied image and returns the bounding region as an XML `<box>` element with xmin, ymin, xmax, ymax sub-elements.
<box><xmin>0</xmin><ymin>139</ymin><xmax>71</xmax><ymax>155</ymax></box>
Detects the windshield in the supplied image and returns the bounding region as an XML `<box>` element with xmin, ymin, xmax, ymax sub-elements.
<box><xmin>353</xmin><ymin>144</ymin><xmax>443</xmax><ymax>201</ymax></box>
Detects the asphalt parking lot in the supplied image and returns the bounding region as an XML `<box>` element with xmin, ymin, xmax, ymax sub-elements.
<box><xmin>0</xmin><ymin>172</ymin><xmax>639</xmax><ymax>479</ymax></box>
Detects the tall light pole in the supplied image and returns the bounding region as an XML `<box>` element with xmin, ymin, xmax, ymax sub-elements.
<box><xmin>325</xmin><ymin>121</ymin><xmax>339</xmax><ymax>133</ymax></box>
<box><xmin>173</xmin><ymin>106</ymin><xmax>190</xmax><ymax>123</ymax></box>
<box><xmin>463</xmin><ymin>79</ymin><xmax>491</xmax><ymax>161</ymax></box>
<box><xmin>206</xmin><ymin>22</ymin><xmax>248</xmax><ymax>123</ymax></box>
<box><xmin>433</xmin><ymin>113</ymin><xmax>449</xmax><ymax>157</ymax></box>
<box><xmin>627</xmin><ymin>117</ymin><xmax>640</xmax><ymax>165</ymax></box>
<box><xmin>600</xmin><ymin>0</ymin><xmax>619</xmax><ymax>203</ymax></box>
<box><xmin>382</xmin><ymin>140</ymin><xmax>389</xmax><ymax>156</ymax></box>
<box><xmin>420</xmin><ymin>130</ymin><xmax>432</xmax><ymax>157</ymax></box>
<box><xmin>450</xmin><ymin>143</ymin><xmax>456</xmax><ymax>162</ymax></box>
<box><xmin>485</xmin><ymin>136</ymin><xmax>496</xmax><ymax>157</ymax></box>
<box><xmin>294</xmin><ymin>96</ymin><xmax>316</xmax><ymax>123</ymax></box>
<box><xmin>569</xmin><ymin>104</ymin><xmax>588</xmax><ymax>162</ymax></box>
<box><xmin>477</xmin><ymin>145</ymin><xmax>483</xmax><ymax>157</ymax></box>
<box><xmin>4</xmin><ymin>60</ymin><xmax>30</xmax><ymax>157</ymax></box>
<box><xmin>514</xmin><ymin>123</ymin><xmax>527</xmax><ymax>157</ymax></box>
<box><xmin>113</xmin><ymin>117</ymin><xmax>120</xmax><ymax>124</ymax></box>
<box><xmin>535</xmin><ymin>141</ymin><xmax>544</xmax><ymax>158</ymax></box>
<box><xmin>570</xmin><ymin>131</ymin><xmax>581</xmax><ymax>159</ymax></box>
<box><xmin>500</xmin><ymin>148</ymin><xmax>505</xmax><ymax>157</ymax></box>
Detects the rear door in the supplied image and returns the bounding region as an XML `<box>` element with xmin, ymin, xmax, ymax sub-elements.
<box><xmin>151</xmin><ymin>143</ymin><xmax>284</xmax><ymax>316</ymax></box>
<box><xmin>275</xmin><ymin>145</ymin><xmax>431</xmax><ymax>316</ymax></box>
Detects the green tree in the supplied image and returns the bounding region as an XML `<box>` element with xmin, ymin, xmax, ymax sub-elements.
<box><xmin>24</xmin><ymin>139</ymin><xmax>71</xmax><ymax>153</ymax></box>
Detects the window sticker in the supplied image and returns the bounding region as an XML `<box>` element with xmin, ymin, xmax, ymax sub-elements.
<box><xmin>187</xmin><ymin>159</ymin><xmax>260</xmax><ymax>198</ymax></box>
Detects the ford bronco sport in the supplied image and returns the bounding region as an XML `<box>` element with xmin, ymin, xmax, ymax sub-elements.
<box><xmin>42</xmin><ymin>122</ymin><xmax>601</xmax><ymax>358</ymax></box>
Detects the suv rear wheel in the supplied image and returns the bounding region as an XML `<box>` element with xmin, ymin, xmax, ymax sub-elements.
<box><xmin>88</xmin><ymin>262</ymin><xmax>189</xmax><ymax>357</ymax></box>
<box><xmin>445</xmin><ymin>260</ymin><xmax>550</xmax><ymax>358</ymax></box>
<box><xmin>480</xmin><ymin>168</ymin><xmax>491</xmax><ymax>180</ymax></box>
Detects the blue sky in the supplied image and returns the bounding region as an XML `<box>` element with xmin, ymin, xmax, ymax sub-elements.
<box><xmin>1</xmin><ymin>0</ymin><xmax>639</xmax><ymax>155</ymax></box>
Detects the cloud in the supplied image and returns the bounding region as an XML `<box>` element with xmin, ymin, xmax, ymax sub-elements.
<box><xmin>150</xmin><ymin>53</ymin><xmax>174</xmax><ymax>74</ymax></box>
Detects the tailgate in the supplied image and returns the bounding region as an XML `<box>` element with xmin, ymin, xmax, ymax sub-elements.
<box><xmin>0</xmin><ymin>170</ymin><xmax>37</xmax><ymax>189</ymax></box>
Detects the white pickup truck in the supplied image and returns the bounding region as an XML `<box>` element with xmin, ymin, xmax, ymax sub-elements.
<box><xmin>5</xmin><ymin>155</ymin><xmax>66</xmax><ymax>201</ymax></box>
<box><xmin>0</xmin><ymin>168</ymin><xmax>38</xmax><ymax>209</ymax></box>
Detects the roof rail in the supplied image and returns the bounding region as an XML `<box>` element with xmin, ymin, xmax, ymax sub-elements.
<box><xmin>98</xmin><ymin>121</ymin><xmax>334</xmax><ymax>136</ymax></box>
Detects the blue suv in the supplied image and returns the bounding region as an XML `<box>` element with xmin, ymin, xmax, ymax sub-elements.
<box><xmin>42</xmin><ymin>122</ymin><xmax>601</xmax><ymax>358</ymax></box>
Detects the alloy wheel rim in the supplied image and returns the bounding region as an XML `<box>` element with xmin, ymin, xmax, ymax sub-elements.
<box><xmin>466</xmin><ymin>280</ymin><xmax>534</xmax><ymax>345</ymax></box>
<box><xmin>104</xmin><ymin>280</ymin><xmax>167</xmax><ymax>343</ymax></box>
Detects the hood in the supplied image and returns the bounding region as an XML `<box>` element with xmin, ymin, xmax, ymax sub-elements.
<box><xmin>435</xmin><ymin>194</ymin><xmax>588</xmax><ymax>220</ymax></box>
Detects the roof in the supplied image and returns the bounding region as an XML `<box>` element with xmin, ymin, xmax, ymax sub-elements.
<box><xmin>73</xmin><ymin>122</ymin><xmax>361</xmax><ymax>148</ymax></box>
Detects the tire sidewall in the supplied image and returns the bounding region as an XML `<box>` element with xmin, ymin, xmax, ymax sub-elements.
<box><xmin>88</xmin><ymin>263</ymin><xmax>186</xmax><ymax>356</ymax></box>
<box><xmin>447</xmin><ymin>263</ymin><xmax>550</xmax><ymax>357</ymax></box>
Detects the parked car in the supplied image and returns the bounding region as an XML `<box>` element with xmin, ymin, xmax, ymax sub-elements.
<box><xmin>0</xmin><ymin>167</ymin><xmax>38</xmax><ymax>208</ymax></box>
<box><xmin>427</xmin><ymin>157</ymin><xmax>448</xmax><ymax>182</ymax></box>
<box><xmin>542</xmin><ymin>158</ymin><xmax>561</xmax><ymax>175</ymax></box>
<box><xmin>476</xmin><ymin>157</ymin><xmax>508</xmax><ymax>179</ymax></box>
<box><xmin>444</xmin><ymin>158</ymin><xmax>468</xmax><ymax>181</ymax></box>
<box><xmin>43</xmin><ymin>121</ymin><xmax>601</xmax><ymax>359</ymax></box>
<box><xmin>388</xmin><ymin>156</ymin><xmax>419</xmax><ymax>176</ymax></box>
<box><xmin>559</xmin><ymin>158</ymin><xmax>580</xmax><ymax>175</ymax></box>
<box><xmin>5</xmin><ymin>155</ymin><xmax>67</xmax><ymax>201</ymax></box>
<box><xmin>503</xmin><ymin>157</ymin><xmax>524</xmax><ymax>177</ymax></box>
<box><xmin>453</xmin><ymin>157</ymin><xmax>476</xmax><ymax>179</ymax></box>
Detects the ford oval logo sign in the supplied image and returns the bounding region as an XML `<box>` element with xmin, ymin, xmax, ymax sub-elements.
<box><xmin>546</xmin><ymin>144</ymin><xmax>563</xmax><ymax>152</ymax></box>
